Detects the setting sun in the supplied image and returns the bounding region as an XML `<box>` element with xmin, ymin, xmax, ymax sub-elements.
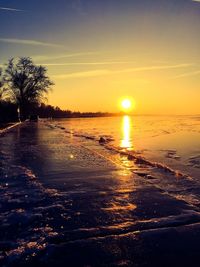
<box><xmin>121</xmin><ymin>98</ymin><xmax>134</xmax><ymax>112</ymax></box>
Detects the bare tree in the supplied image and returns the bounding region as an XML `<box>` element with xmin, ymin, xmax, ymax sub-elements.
<box><xmin>3</xmin><ymin>57</ymin><xmax>54</xmax><ymax>120</ymax></box>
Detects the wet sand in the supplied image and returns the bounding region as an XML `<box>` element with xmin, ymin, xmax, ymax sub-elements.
<box><xmin>1</xmin><ymin>121</ymin><xmax>200</xmax><ymax>266</ymax></box>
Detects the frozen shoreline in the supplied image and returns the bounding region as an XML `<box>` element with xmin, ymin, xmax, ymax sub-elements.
<box><xmin>1</xmin><ymin>121</ymin><xmax>200</xmax><ymax>266</ymax></box>
<box><xmin>0</xmin><ymin>122</ymin><xmax>21</xmax><ymax>135</ymax></box>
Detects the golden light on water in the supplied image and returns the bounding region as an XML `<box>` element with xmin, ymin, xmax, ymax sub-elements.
<box><xmin>69</xmin><ymin>154</ymin><xmax>74</xmax><ymax>159</ymax></box>
<box><xmin>121</xmin><ymin>115</ymin><xmax>132</xmax><ymax>149</ymax></box>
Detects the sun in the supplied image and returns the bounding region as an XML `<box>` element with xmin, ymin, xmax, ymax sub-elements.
<box><xmin>121</xmin><ymin>99</ymin><xmax>132</xmax><ymax>110</ymax></box>
<box><xmin>118</xmin><ymin>97</ymin><xmax>136</xmax><ymax>113</ymax></box>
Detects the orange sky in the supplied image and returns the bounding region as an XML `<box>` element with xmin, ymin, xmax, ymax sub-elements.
<box><xmin>1</xmin><ymin>0</ymin><xmax>200</xmax><ymax>114</ymax></box>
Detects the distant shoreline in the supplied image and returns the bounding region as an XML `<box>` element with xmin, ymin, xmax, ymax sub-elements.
<box><xmin>42</xmin><ymin>113</ymin><xmax>200</xmax><ymax>119</ymax></box>
<box><xmin>1</xmin><ymin>114</ymin><xmax>199</xmax><ymax>126</ymax></box>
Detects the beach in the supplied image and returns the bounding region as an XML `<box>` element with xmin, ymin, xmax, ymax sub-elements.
<box><xmin>1</xmin><ymin>118</ymin><xmax>200</xmax><ymax>266</ymax></box>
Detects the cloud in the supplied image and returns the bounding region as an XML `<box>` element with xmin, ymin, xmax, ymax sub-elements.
<box><xmin>54</xmin><ymin>70</ymin><xmax>111</xmax><ymax>79</ymax></box>
<box><xmin>192</xmin><ymin>0</ymin><xmax>200</xmax><ymax>2</ymax></box>
<box><xmin>172</xmin><ymin>70</ymin><xmax>200</xmax><ymax>79</ymax></box>
<box><xmin>0</xmin><ymin>38</ymin><xmax>63</xmax><ymax>48</ymax></box>
<box><xmin>119</xmin><ymin>64</ymin><xmax>192</xmax><ymax>73</ymax></box>
<box><xmin>54</xmin><ymin>63</ymin><xmax>192</xmax><ymax>79</ymax></box>
<box><xmin>0</xmin><ymin>7</ymin><xmax>23</xmax><ymax>12</ymax></box>
<box><xmin>42</xmin><ymin>61</ymin><xmax>135</xmax><ymax>66</ymax></box>
<box><xmin>32</xmin><ymin>52</ymin><xmax>98</xmax><ymax>62</ymax></box>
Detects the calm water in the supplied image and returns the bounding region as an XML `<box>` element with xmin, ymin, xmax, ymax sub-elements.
<box><xmin>57</xmin><ymin>115</ymin><xmax>200</xmax><ymax>180</ymax></box>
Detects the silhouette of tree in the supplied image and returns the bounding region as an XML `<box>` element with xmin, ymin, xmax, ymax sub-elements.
<box><xmin>3</xmin><ymin>57</ymin><xmax>54</xmax><ymax>120</ymax></box>
<box><xmin>0</xmin><ymin>68</ymin><xmax>3</xmax><ymax>100</ymax></box>
<box><xmin>0</xmin><ymin>68</ymin><xmax>10</xmax><ymax>102</ymax></box>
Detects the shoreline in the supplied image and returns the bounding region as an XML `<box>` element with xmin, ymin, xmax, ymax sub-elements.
<box><xmin>0</xmin><ymin>122</ymin><xmax>21</xmax><ymax>135</ymax></box>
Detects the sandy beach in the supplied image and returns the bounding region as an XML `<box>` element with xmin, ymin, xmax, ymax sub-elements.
<box><xmin>1</xmin><ymin>120</ymin><xmax>200</xmax><ymax>266</ymax></box>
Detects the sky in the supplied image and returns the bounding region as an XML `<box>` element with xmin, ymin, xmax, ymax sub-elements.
<box><xmin>0</xmin><ymin>0</ymin><xmax>200</xmax><ymax>114</ymax></box>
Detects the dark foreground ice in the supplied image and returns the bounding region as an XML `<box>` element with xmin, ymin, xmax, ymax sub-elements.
<box><xmin>1</xmin><ymin>121</ymin><xmax>200</xmax><ymax>267</ymax></box>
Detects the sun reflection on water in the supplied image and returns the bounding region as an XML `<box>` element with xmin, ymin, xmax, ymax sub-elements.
<box><xmin>121</xmin><ymin>115</ymin><xmax>133</xmax><ymax>149</ymax></box>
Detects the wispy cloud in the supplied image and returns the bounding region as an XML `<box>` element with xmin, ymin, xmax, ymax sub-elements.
<box><xmin>54</xmin><ymin>63</ymin><xmax>192</xmax><ymax>79</ymax></box>
<box><xmin>172</xmin><ymin>70</ymin><xmax>200</xmax><ymax>79</ymax></box>
<box><xmin>0</xmin><ymin>7</ymin><xmax>23</xmax><ymax>12</ymax></box>
<box><xmin>0</xmin><ymin>38</ymin><xmax>63</xmax><ymax>48</ymax></box>
<box><xmin>32</xmin><ymin>52</ymin><xmax>98</xmax><ymax>62</ymax></box>
<box><xmin>119</xmin><ymin>64</ymin><xmax>192</xmax><ymax>73</ymax></box>
<box><xmin>192</xmin><ymin>0</ymin><xmax>200</xmax><ymax>3</ymax></box>
<box><xmin>42</xmin><ymin>61</ymin><xmax>135</xmax><ymax>66</ymax></box>
<box><xmin>54</xmin><ymin>70</ymin><xmax>110</xmax><ymax>79</ymax></box>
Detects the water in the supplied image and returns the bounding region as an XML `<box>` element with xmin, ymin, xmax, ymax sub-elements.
<box><xmin>56</xmin><ymin>115</ymin><xmax>200</xmax><ymax>180</ymax></box>
<box><xmin>1</xmin><ymin>117</ymin><xmax>200</xmax><ymax>266</ymax></box>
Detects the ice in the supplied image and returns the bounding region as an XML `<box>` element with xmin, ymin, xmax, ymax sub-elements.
<box><xmin>1</xmin><ymin>118</ymin><xmax>200</xmax><ymax>266</ymax></box>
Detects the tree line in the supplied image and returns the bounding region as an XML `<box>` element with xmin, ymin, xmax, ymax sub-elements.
<box><xmin>0</xmin><ymin>57</ymin><xmax>117</xmax><ymax>123</ymax></box>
